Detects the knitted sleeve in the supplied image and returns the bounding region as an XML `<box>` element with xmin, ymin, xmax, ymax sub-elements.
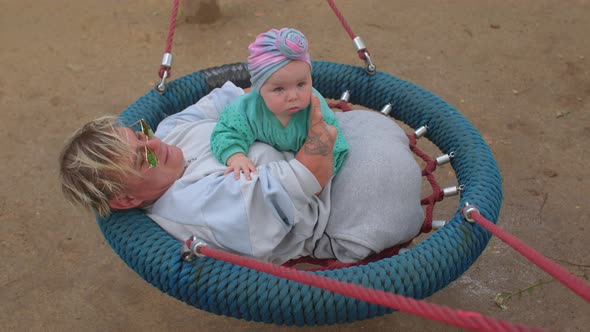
<box><xmin>210</xmin><ymin>101</ymin><xmax>257</xmax><ymax>165</ymax></box>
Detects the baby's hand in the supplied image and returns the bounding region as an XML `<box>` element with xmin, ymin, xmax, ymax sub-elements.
<box><xmin>225</xmin><ymin>153</ymin><xmax>256</xmax><ymax>180</ymax></box>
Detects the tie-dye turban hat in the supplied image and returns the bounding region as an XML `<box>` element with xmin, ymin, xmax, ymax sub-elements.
<box><xmin>247</xmin><ymin>28</ymin><xmax>311</xmax><ymax>92</ymax></box>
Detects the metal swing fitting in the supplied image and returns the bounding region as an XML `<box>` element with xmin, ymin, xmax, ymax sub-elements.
<box><xmin>461</xmin><ymin>202</ymin><xmax>479</xmax><ymax>223</ymax></box>
<box><xmin>340</xmin><ymin>90</ymin><xmax>351</xmax><ymax>102</ymax></box>
<box><xmin>155</xmin><ymin>53</ymin><xmax>173</xmax><ymax>94</ymax></box>
<box><xmin>181</xmin><ymin>235</ymin><xmax>207</xmax><ymax>261</ymax></box>
<box><xmin>443</xmin><ymin>184</ymin><xmax>464</xmax><ymax>197</ymax></box>
<box><xmin>380</xmin><ymin>103</ymin><xmax>393</xmax><ymax>115</ymax></box>
<box><xmin>414</xmin><ymin>125</ymin><xmax>428</xmax><ymax>138</ymax></box>
<box><xmin>436</xmin><ymin>151</ymin><xmax>456</xmax><ymax>166</ymax></box>
<box><xmin>352</xmin><ymin>36</ymin><xmax>377</xmax><ymax>75</ymax></box>
<box><xmin>432</xmin><ymin>220</ymin><xmax>448</xmax><ymax>230</ymax></box>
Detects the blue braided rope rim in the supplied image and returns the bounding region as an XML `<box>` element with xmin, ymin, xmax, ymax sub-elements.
<box><xmin>97</xmin><ymin>61</ymin><xmax>502</xmax><ymax>325</ymax></box>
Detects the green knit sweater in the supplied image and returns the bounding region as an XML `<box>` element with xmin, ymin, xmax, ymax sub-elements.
<box><xmin>210</xmin><ymin>88</ymin><xmax>349</xmax><ymax>174</ymax></box>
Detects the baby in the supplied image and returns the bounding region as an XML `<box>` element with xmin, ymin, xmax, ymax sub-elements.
<box><xmin>210</xmin><ymin>28</ymin><xmax>349</xmax><ymax>180</ymax></box>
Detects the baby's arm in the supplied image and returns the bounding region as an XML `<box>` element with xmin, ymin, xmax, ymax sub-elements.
<box><xmin>210</xmin><ymin>100</ymin><xmax>258</xmax><ymax>179</ymax></box>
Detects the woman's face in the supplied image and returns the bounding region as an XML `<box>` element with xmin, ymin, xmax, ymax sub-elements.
<box><xmin>112</xmin><ymin>127</ymin><xmax>185</xmax><ymax>208</ymax></box>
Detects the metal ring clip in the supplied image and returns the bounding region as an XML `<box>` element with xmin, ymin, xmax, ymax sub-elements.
<box><xmin>352</xmin><ymin>36</ymin><xmax>376</xmax><ymax>75</ymax></box>
<box><xmin>380</xmin><ymin>103</ymin><xmax>393</xmax><ymax>115</ymax></box>
<box><xmin>156</xmin><ymin>69</ymin><xmax>169</xmax><ymax>94</ymax></box>
<box><xmin>155</xmin><ymin>53</ymin><xmax>173</xmax><ymax>95</ymax></box>
<box><xmin>363</xmin><ymin>51</ymin><xmax>377</xmax><ymax>75</ymax></box>
<box><xmin>443</xmin><ymin>185</ymin><xmax>464</xmax><ymax>197</ymax></box>
<box><xmin>414</xmin><ymin>125</ymin><xmax>428</xmax><ymax>138</ymax></box>
<box><xmin>436</xmin><ymin>151</ymin><xmax>456</xmax><ymax>166</ymax></box>
<box><xmin>462</xmin><ymin>202</ymin><xmax>479</xmax><ymax>223</ymax></box>
<box><xmin>340</xmin><ymin>90</ymin><xmax>351</xmax><ymax>102</ymax></box>
<box><xmin>181</xmin><ymin>236</ymin><xmax>207</xmax><ymax>261</ymax></box>
<box><xmin>432</xmin><ymin>220</ymin><xmax>448</xmax><ymax>229</ymax></box>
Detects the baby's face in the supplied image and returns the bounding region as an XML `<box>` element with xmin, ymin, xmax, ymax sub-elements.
<box><xmin>259</xmin><ymin>60</ymin><xmax>312</xmax><ymax>125</ymax></box>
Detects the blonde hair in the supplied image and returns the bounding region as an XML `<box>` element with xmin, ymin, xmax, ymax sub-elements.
<box><xmin>59</xmin><ymin>116</ymin><xmax>137</xmax><ymax>216</ymax></box>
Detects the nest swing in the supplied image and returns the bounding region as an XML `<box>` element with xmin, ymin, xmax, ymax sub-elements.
<box><xmin>97</xmin><ymin>60</ymin><xmax>502</xmax><ymax>325</ymax></box>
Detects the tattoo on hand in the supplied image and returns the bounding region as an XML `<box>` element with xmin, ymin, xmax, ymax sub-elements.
<box><xmin>303</xmin><ymin>122</ymin><xmax>334</xmax><ymax>156</ymax></box>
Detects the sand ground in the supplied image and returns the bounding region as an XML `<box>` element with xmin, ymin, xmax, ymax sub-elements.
<box><xmin>1</xmin><ymin>0</ymin><xmax>589</xmax><ymax>331</ymax></box>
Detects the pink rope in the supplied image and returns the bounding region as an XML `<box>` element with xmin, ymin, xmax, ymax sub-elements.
<box><xmin>471</xmin><ymin>210</ymin><xmax>590</xmax><ymax>303</ymax></box>
<box><xmin>326</xmin><ymin>0</ymin><xmax>370</xmax><ymax>61</ymax></box>
<box><xmin>327</xmin><ymin>100</ymin><xmax>353</xmax><ymax>112</ymax></box>
<box><xmin>198</xmin><ymin>245</ymin><xmax>542</xmax><ymax>332</ymax></box>
<box><xmin>326</xmin><ymin>0</ymin><xmax>356</xmax><ymax>39</ymax></box>
<box><xmin>408</xmin><ymin>134</ymin><xmax>444</xmax><ymax>232</ymax></box>
<box><xmin>159</xmin><ymin>0</ymin><xmax>180</xmax><ymax>79</ymax></box>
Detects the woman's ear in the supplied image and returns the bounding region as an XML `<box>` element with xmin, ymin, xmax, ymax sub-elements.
<box><xmin>108</xmin><ymin>195</ymin><xmax>142</xmax><ymax>210</ymax></box>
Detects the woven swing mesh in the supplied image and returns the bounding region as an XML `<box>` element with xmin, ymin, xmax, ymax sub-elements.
<box><xmin>97</xmin><ymin>61</ymin><xmax>502</xmax><ymax>325</ymax></box>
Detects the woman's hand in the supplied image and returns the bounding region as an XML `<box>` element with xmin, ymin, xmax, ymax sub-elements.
<box><xmin>296</xmin><ymin>94</ymin><xmax>336</xmax><ymax>188</ymax></box>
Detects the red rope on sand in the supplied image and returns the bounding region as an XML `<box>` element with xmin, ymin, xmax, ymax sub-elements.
<box><xmin>326</xmin><ymin>0</ymin><xmax>370</xmax><ymax>61</ymax></box>
<box><xmin>326</xmin><ymin>0</ymin><xmax>356</xmax><ymax>39</ymax></box>
<box><xmin>470</xmin><ymin>210</ymin><xmax>590</xmax><ymax>303</ymax></box>
<box><xmin>197</xmin><ymin>245</ymin><xmax>543</xmax><ymax>332</ymax></box>
<box><xmin>159</xmin><ymin>0</ymin><xmax>180</xmax><ymax>79</ymax></box>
